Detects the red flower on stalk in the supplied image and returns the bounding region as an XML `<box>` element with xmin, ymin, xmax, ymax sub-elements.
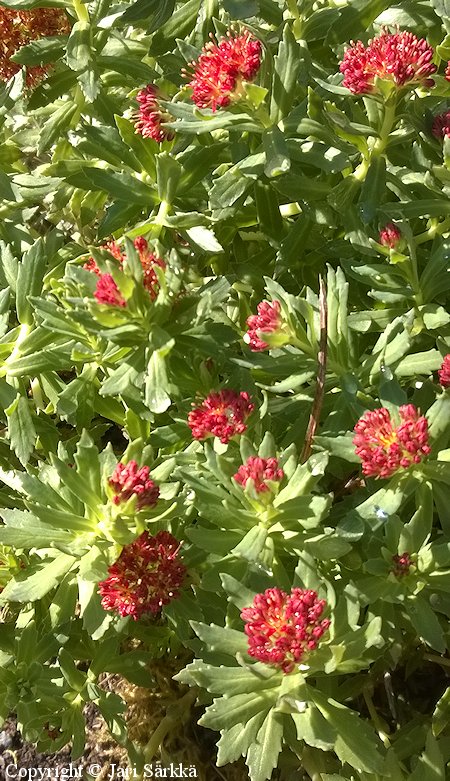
<box><xmin>0</xmin><ymin>6</ymin><xmax>70</xmax><ymax>86</ymax></box>
<box><xmin>353</xmin><ymin>404</ymin><xmax>431</xmax><ymax>479</ymax></box>
<box><xmin>98</xmin><ymin>531</ymin><xmax>186</xmax><ymax>619</ymax></box>
<box><xmin>244</xmin><ymin>300</ymin><xmax>284</xmax><ymax>351</ymax></box>
<box><xmin>94</xmin><ymin>274</ymin><xmax>126</xmax><ymax>307</ymax></box>
<box><xmin>134</xmin><ymin>84</ymin><xmax>175</xmax><ymax>144</ymax></box>
<box><xmin>379</xmin><ymin>222</ymin><xmax>401</xmax><ymax>248</ymax></box>
<box><xmin>340</xmin><ymin>29</ymin><xmax>437</xmax><ymax>94</ymax></box>
<box><xmin>241</xmin><ymin>588</ymin><xmax>330</xmax><ymax>674</ymax></box>
<box><xmin>108</xmin><ymin>460</ymin><xmax>159</xmax><ymax>509</ymax></box>
<box><xmin>432</xmin><ymin>110</ymin><xmax>450</xmax><ymax>140</ymax></box>
<box><xmin>391</xmin><ymin>552</ymin><xmax>413</xmax><ymax>578</ymax></box>
<box><xmin>188</xmin><ymin>390</ymin><xmax>254</xmax><ymax>444</ymax></box>
<box><xmin>438</xmin><ymin>354</ymin><xmax>450</xmax><ymax>388</ymax></box>
<box><xmin>233</xmin><ymin>456</ymin><xmax>284</xmax><ymax>494</ymax></box>
<box><xmin>186</xmin><ymin>30</ymin><xmax>262</xmax><ymax>111</ymax></box>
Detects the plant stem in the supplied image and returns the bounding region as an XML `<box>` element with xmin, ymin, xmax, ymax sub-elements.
<box><xmin>137</xmin><ymin>689</ymin><xmax>197</xmax><ymax>777</ymax></box>
<box><xmin>424</xmin><ymin>653</ymin><xmax>450</xmax><ymax>668</ymax></box>
<box><xmin>415</xmin><ymin>216</ymin><xmax>450</xmax><ymax>245</ymax></box>
<box><xmin>363</xmin><ymin>688</ymin><xmax>391</xmax><ymax>748</ymax></box>
<box><xmin>73</xmin><ymin>0</ymin><xmax>89</xmax><ymax>22</ymax></box>
<box><xmin>300</xmin><ymin>276</ymin><xmax>327</xmax><ymax>463</ymax></box>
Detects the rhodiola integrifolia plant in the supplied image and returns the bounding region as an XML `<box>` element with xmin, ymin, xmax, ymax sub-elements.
<box><xmin>1</xmin><ymin>0</ymin><xmax>450</xmax><ymax>778</ymax></box>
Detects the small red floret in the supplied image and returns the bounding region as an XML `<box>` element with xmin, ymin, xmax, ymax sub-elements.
<box><xmin>108</xmin><ymin>460</ymin><xmax>159</xmax><ymax>509</ymax></box>
<box><xmin>391</xmin><ymin>552</ymin><xmax>413</xmax><ymax>578</ymax></box>
<box><xmin>379</xmin><ymin>222</ymin><xmax>401</xmax><ymax>248</ymax></box>
<box><xmin>188</xmin><ymin>390</ymin><xmax>254</xmax><ymax>444</ymax></box>
<box><xmin>432</xmin><ymin>111</ymin><xmax>450</xmax><ymax>140</ymax></box>
<box><xmin>353</xmin><ymin>405</ymin><xmax>431</xmax><ymax>479</ymax></box>
<box><xmin>134</xmin><ymin>84</ymin><xmax>175</xmax><ymax>143</ymax></box>
<box><xmin>94</xmin><ymin>274</ymin><xmax>126</xmax><ymax>307</ymax></box>
<box><xmin>244</xmin><ymin>300</ymin><xmax>283</xmax><ymax>351</ymax></box>
<box><xmin>340</xmin><ymin>30</ymin><xmax>437</xmax><ymax>94</ymax></box>
<box><xmin>98</xmin><ymin>531</ymin><xmax>186</xmax><ymax>619</ymax></box>
<box><xmin>233</xmin><ymin>456</ymin><xmax>284</xmax><ymax>494</ymax></box>
<box><xmin>187</xmin><ymin>30</ymin><xmax>262</xmax><ymax>111</ymax></box>
<box><xmin>438</xmin><ymin>354</ymin><xmax>450</xmax><ymax>388</ymax></box>
<box><xmin>241</xmin><ymin>587</ymin><xmax>330</xmax><ymax>674</ymax></box>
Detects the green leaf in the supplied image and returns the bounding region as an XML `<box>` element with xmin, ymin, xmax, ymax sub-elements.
<box><xmin>185</xmin><ymin>226</ymin><xmax>223</xmax><ymax>253</ymax></box>
<box><xmin>191</xmin><ymin>622</ymin><xmax>249</xmax><ymax>656</ymax></box>
<box><xmin>410</xmin><ymin>731</ymin><xmax>445</xmax><ymax>781</ymax></box>
<box><xmin>270</xmin><ymin>25</ymin><xmax>301</xmax><ymax>123</ymax></box>
<box><xmin>0</xmin><ymin>553</ymin><xmax>76</xmax><ymax>603</ymax></box>
<box><xmin>121</xmin><ymin>0</ymin><xmax>175</xmax><ymax>28</ymax></box>
<box><xmin>5</xmin><ymin>393</ymin><xmax>36</xmax><ymax>466</ymax></box>
<box><xmin>65</xmin><ymin>21</ymin><xmax>92</xmax><ymax>72</ymax></box>
<box><xmin>16</xmin><ymin>238</ymin><xmax>46</xmax><ymax>325</ymax></box>
<box><xmin>246</xmin><ymin>710</ymin><xmax>284</xmax><ymax>781</ymax></box>
<box><xmin>406</xmin><ymin>596</ymin><xmax>446</xmax><ymax>653</ymax></box>
<box><xmin>84</xmin><ymin>168</ymin><xmax>158</xmax><ymax>205</ymax></box>
<box><xmin>38</xmin><ymin>102</ymin><xmax>78</xmax><ymax>155</ymax></box>
<box><xmin>432</xmin><ymin>687</ymin><xmax>450</xmax><ymax>737</ymax></box>
<box><xmin>149</xmin><ymin>0</ymin><xmax>201</xmax><ymax>55</ymax></box>
<box><xmin>263</xmin><ymin>126</ymin><xmax>290</xmax><ymax>178</ymax></box>
<box><xmin>359</xmin><ymin>157</ymin><xmax>386</xmax><ymax>224</ymax></box>
<box><xmin>115</xmin><ymin>115</ymin><xmax>157</xmax><ymax>178</ymax></box>
<box><xmin>310</xmin><ymin>689</ymin><xmax>384</xmax><ymax>773</ymax></box>
<box><xmin>217</xmin><ymin>714</ymin><xmax>267</xmax><ymax>766</ymax></box>
<box><xmin>12</xmin><ymin>36</ymin><xmax>67</xmax><ymax>66</ymax></box>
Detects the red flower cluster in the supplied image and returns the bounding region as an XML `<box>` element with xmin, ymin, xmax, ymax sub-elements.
<box><xmin>233</xmin><ymin>456</ymin><xmax>284</xmax><ymax>494</ymax></box>
<box><xmin>438</xmin><ymin>354</ymin><xmax>450</xmax><ymax>388</ymax></box>
<box><xmin>379</xmin><ymin>222</ymin><xmax>401</xmax><ymax>248</ymax></box>
<box><xmin>134</xmin><ymin>84</ymin><xmax>175</xmax><ymax>144</ymax></box>
<box><xmin>432</xmin><ymin>111</ymin><xmax>450</xmax><ymax>140</ymax></box>
<box><xmin>391</xmin><ymin>552</ymin><xmax>413</xmax><ymax>578</ymax></box>
<box><xmin>0</xmin><ymin>6</ymin><xmax>70</xmax><ymax>86</ymax></box>
<box><xmin>187</xmin><ymin>30</ymin><xmax>262</xmax><ymax>111</ymax></box>
<box><xmin>108</xmin><ymin>460</ymin><xmax>159</xmax><ymax>510</ymax></box>
<box><xmin>98</xmin><ymin>531</ymin><xmax>186</xmax><ymax>619</ymax></box>
<box><xmin>244</xmin><ymin>300</ymin><xmax>285</xmax><ymax>351</ymax></box>
<box><xmin>340</xmin><ymin>30</ymin><xmax>437</xmax><ymax>94</ymax></box>
<box><xmin>188</xmin><ymin>390</ymin><xmax>254</xmax><ymax>444</ymax></box>
<box><xmin>353</xmin><ymin>404</ymin><xmax>431</xmax><ymax>479</ymax></box>
<box><xmin>241</xmin><ymin>588</ymin><xmax>330</xmax><ymax>674</ymax></box>
<box><xmin>94</xmin><ymin>274</ymin><xmax>126</xmax><ymax>307</ymax></box>
<box><xmin>446</xmin><ymin>61</ymin><xmax>450</xmax><ymax>81</ymax></box>
<box><xmin>85</xmin><ymin>237</ymin><xmax>166</xmax><ymax>303</ymax></box>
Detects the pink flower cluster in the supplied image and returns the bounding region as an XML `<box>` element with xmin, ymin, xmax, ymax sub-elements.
<box><xmin>353</xmin><ymin>405</ymin><xmax>431</xmax><ymax>479</ymax></box>
<box><xmin>134</xmin><ymin>85</ymin><xmax>175</xmax><ymax>144</ymax></box>
<box><xmin>379</xmin><ymin>223</ymin><xmax>401</xmax><ymax>248</ymax></box>
<box><xmin>439</xmin><ymin>355</ymin><xmax>450</xmax><ymax>388</ymax></box>
<box><xmin>98</xmin><ymin>531</ymin><xmax>186</xmax><ymax>619</ymax></box>
<box><xmin>391</xmin><ymin>552</ymin><xmax>413</xmax><ymax>578</ymax></box>
<box><xmin>186</xmin><ymin>30</ymin><xmax>262</xmax><ymax>111</ymax></box>
<box><xmin>244</xmin><ymin>300</ymin><xmax>283</xmax><ymax>351</ymax></box>
<box><xmin>188</xmin><ymin>390</ymin><xmax>254</xmax><ymax>444</ymax></box>
<box><xmin>340</xmin><ymin>30</ymin><xmax>437</xmax><ymax>94</ymax></box>
<box><xmin>233</xmin><ymin>456</ymin><xmax>284</xmax><ymax>494</ymax></box>
<box><xmin>108</xmin><ymin>460</ymin><xmax>159</xmax><ymax>510</ymax></box>
<box><xmin>241</xmin><ymin>588</ymin><xmax>330</xmax><ymax>674</ymax></box>
<box><xmin>85</xmin><ymin>237</ymin><xmax>166</xmax><ymax>306</ymax></box>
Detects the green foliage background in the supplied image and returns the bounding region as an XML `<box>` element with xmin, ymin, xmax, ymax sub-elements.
<box><xmin>0</xmin><ymin>0</ymin><xmax>450</xmax><ymax>779</ymax></box>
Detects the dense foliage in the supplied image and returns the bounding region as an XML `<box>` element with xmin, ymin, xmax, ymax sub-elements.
<box><xmin>0</xmin><ymin>0</ymin><xmax>450</xmax><ymax>778</ymax></box>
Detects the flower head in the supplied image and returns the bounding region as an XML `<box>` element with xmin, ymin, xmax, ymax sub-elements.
<box><xmin>188</xmin><ymin>389</ymin><xmax>254</xmax><ymax>444</ymax></box>
<box><xmin>391</xmin><ymin>552</ymin><xmax>413</xmax><ymax>578</ymax></box>
<box><xmin>353</xmin><ymin>404</ymin><xmax>431</xmax><ymax>479</ymax></box>
<box><xmin>187</xmin><ymin>30</ymin><xmax>262</xmax><ymax>111</ymax></box>
<box><xmin>85</xmin><ymin>237</ymin><xmax>166</xmax><ymax>301</ymax></box>
<box><xmin>108</xmin><ymin>460</ymin><xmax>159</xmax><ymax>510</ymax></box>
<box><xmin>446</xmin><ymin>61</ymin><xmax>450</xmax><ymax>81</ymax></box>
<box><xmin>94</xmin><ymin>274</ymin><xmax>126</xmax><ymax>307</ymax></box>
<box><xmin>340</xmin><ymin>29</ymin><xmax>437</xmax><ymax>94</ymax></box>
<box><xmin>233</xmin><ymin>456</ymin><xmax>284</xmax><ymax>494</ymax></box>
<box><xmin>0</xmin><ymin>6</ymin><xmax>70</xmax><ymax>86</ymax></box>
<box><xmin>244</xmin><ymin>300</ymin><xmax>290</xmax><ymax>351</ymax></box>
<box><xmin>438</xmin><ymin>354</ymin><xmax>450</xmax><ymax>388</ymax></box>
<box><xmin>241</xmin><ymin>588</ymin><xmax>330</xmax><ymax>674</ymax></box>
<box><xmin>134</xmin><ymin>84</ymin><xmax>175</xmax><ymax>144</ymax></box>
<box><xmin>432</xmin><ymin>110</ymin><xmax>450</xmax><ymax>140</ymax></box>
<box><xmin>379</xmin><ymin>222</ymin><xmax>402</xmax><ymax>248</ymax></box>
<box><xmin>98</xmin><ymin>531</ymin><xmax>186</xmax><ymax>619</ymax></box>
